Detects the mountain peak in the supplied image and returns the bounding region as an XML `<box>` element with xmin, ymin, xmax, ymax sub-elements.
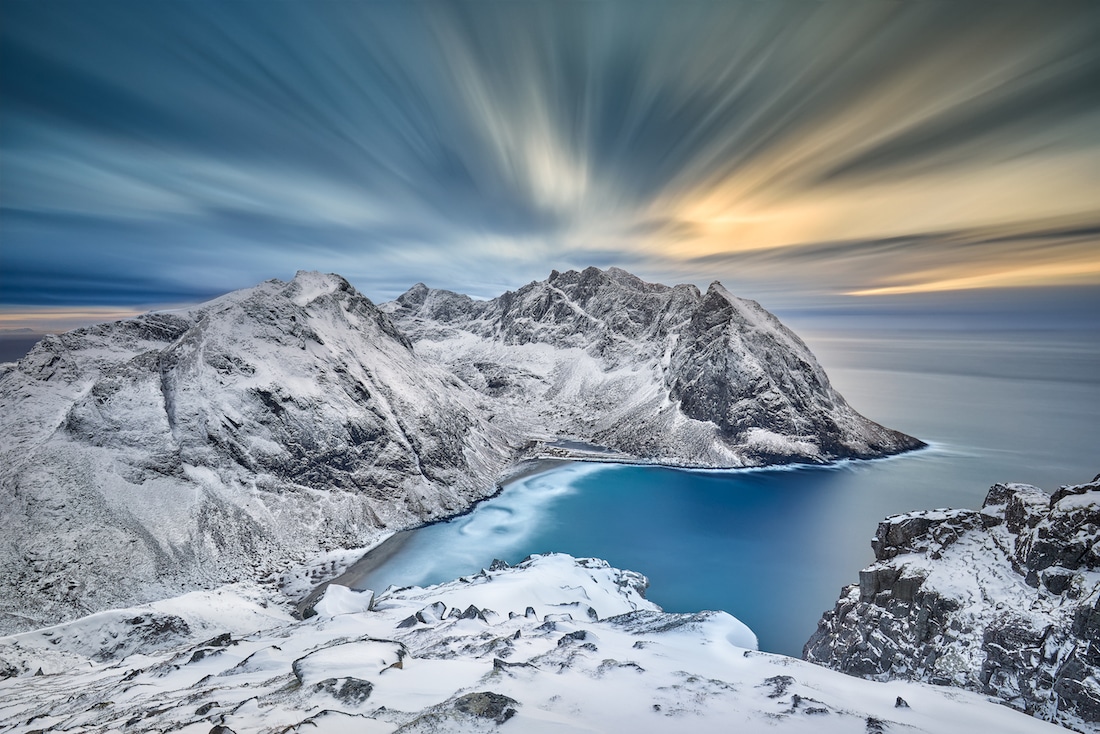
<box><xmin>288</xmin><ymin>270</ymin><xmax>353</xmax><ymax>307</ymax></box>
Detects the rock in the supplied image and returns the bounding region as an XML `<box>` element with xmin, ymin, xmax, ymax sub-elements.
<box><xmin>198</xmin><ymin>633</ymin><xmax>233</xmax><ymax>648</ymax></box>
<box><xmin>762</xmin><ymin>675</ymin><xmax>794</xmax><ymax>698</ymax></box>
<box><xmin>451</xmin><ymin>691</ymin><xmax>519</xmax><ymax>724</ymax></box>
<box><xmin>312</xmin><ymin>677</ymin><xmax>373</xmax><ymax>705</ymax></box>
<box><xmin>557</xmin><ymin>630</ymin><xmax>590</xmax><ymax>646</ymax></box>
<box><xmin>895</xmin><ymin>696</ymin><xmax>909</xmax><ymax>708</ymax></box>
<box><xmin>806</xmin><ymin>479</ymin><xmax>1100</xmax><ymax>729</ymax></box>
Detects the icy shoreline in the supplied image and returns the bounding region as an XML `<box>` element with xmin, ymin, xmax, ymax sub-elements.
<box><xmin>297</xmin><ymin>443</ymin><xmax>934</xmax><ymax>615</ymax></box>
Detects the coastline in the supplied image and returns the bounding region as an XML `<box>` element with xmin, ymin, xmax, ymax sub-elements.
<box><xmin>296</xmin><ymin>442</ymin><xmax>932</xmax><ymax>614</ymax></box>
<box><xmin>294</xmin><ymin>457</ymin><xmax>570</xmax><ymax>615</ymax></box>
<box><xmin>295</xmin><ymin>529</ymin><xmax>416</xmax><ymax>616</ymax></box>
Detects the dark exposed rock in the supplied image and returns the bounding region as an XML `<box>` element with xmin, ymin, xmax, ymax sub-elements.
<box><xmin>198</xmin><ymin>633</ymin><xmax>234</xmax><ymax>648</ymax></box>
<box><xmin>806</xmin><ymin>479</ymin><xmax>1100</xmax><ymax>730</ymax></box>
<box><xmin>557</xmin><ymin>630</ymin><xmax>590</xmax><ymax>646</ymax></box>
<box><xmin>761</xmin><ymin>675</ymin><xmax>794</xmax><ymax>698</ymax></box>
<box><xmin>452</xmin><ymin>691</ymin><xmax>519</xmax><ymax>724</ymax></box>
<box><xmin>312</xmin><ymin>677</ymin><xmax>373</xmax><ymax>705</ymax></box>
<box><xmin>493</xmin><ymin>657</ymin><xmax>536</xmax><ymax>671</ymax></box>
<box><xmin>395</xmin><ymin>690</ymin><xmax>520</xmax><ymax>731</ymax></box>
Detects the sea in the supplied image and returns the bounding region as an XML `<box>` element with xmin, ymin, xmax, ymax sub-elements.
<box><xmin>344</xmin><ymin>319</ymin><xmax>1100</xmax><ymax>657</ymax></box>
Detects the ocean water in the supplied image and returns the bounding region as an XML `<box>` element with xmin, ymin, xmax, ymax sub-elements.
<box><xmin>348</xmin><ymin>326</ymin><xmax>1100</xmax><ymax>657</ymax></box>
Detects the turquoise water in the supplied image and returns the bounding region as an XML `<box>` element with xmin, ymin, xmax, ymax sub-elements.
<box><xmin>350</xmin><ymin>328</ymin><xmax>1100</xmax><ymax>657</ymax></box>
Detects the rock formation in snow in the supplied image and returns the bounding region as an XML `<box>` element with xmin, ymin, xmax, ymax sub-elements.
<box><xmin>384</xmin><ymin>266</ymin><xmax>922</xmax><ymax>466</ymax></box>
<box><xmin>804</xmin><ymin>479</ymin><xmax>1100</xmax><ymax>732</ymax></box>
<box><xmin>0</xmin><ymin>268</ymin><xmax>920</xmax><ymax>635</ymax></box>
<box><xmin>0</xmin><ymin>555</ymin><xmax>1059</xmax><ymax>734</ymax></box>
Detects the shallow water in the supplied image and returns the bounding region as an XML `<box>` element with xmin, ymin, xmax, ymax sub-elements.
<box><xmin>350</xmin><ymin>327</ymin><xmax>1100</xmax><ymax>657</ymax></box>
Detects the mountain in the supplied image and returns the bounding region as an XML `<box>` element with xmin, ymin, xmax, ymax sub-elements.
<box><xmin>0</xmin><ymin>272</ymin><xmax>513</xmax><ymax>633</ymax></box>
<box><xmin>0</xmin><ymin>268</ymin><xmax>920</xmax><ymax>634</ymax></box>
<box><xmin>804</xmin><ymin>478</ymin><xmax>1100</xmax><ymax>731</ymax></box>
<box><xmin>384</xmin><ymin>266</ymin><xmax>922</xmax><ymax>466</ymax></box>
<box><xmin>0</xmin><ymin>554</ymin><xmax>1059</xmax><ymax>734</ymax></box>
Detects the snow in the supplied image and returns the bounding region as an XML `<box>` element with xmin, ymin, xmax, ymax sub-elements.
<box><xmin>313</xmin><ymin>585</ymin><xmax>375</xmax><ymax>617</ymax></box>
<box><xmin>0</xmin><ymin>554</ymin><xmax>1060</xmax><ymax>734</ymax></box>
<box><xmin>290</xmin><ymin>270</ymin><xmax>342</xmax><ymax>306</ymax></box>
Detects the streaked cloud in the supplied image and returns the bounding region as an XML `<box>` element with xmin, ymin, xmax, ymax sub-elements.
<box><xmin>0</xmin><ymin>306</ymin><xmax>154</xmax><ymax>333</ymax></box>
<box><xmin>1</xmin><ymin>0</ymin><xmax>1097</xmax><ymax>327</ymax></box>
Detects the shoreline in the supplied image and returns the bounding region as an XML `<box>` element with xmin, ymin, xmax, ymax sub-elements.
<box><xmin>295</xmin><ymin>529</ymin><xmax>417</xmax><ymax>616</ymax></box>
<box><xmin>297</xmin><ymin>442</ymin><xmax>932</xmax><ymax>612</ymax></box>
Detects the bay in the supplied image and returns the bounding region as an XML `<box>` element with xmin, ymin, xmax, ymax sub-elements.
<box><xmin>347</xmin><ymin>326</ymin><xmax>1100</xmax><ymax>657</ymax></box>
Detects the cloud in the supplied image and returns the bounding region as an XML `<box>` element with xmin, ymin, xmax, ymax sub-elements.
<box><xmin>1</xmin><ymin>0</ymin><xmax>1097</xmax><ymax>324</ymax></box>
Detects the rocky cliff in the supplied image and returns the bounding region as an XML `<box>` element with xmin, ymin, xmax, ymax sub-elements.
<box><xmin>0</xmin><ymin>267</ymin><xmax>921</xmax><ymax>635</ymax></box>
<box><xmin>804</xmin><ymin>479</ymin><xmax>1100</xmax><ymax>732</ymax></box>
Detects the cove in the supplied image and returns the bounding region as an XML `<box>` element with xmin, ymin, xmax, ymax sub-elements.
<box><xmin>342</xmin><ymin>449</ymin><xmax>959</xmax><ymax>657</ymax></box>
<box><xmin>341</xmin><ymin>325</ymin><xmax>1100</xmax><ymax>657</ymax></box>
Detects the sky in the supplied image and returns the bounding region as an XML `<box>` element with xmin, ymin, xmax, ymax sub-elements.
<box><xmin>2</xmin><ymin>0</ymin><xmax>1099</xmax><ymax>333</ymax></box>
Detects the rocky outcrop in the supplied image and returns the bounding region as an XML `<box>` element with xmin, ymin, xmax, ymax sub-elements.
<box><xmin>804</xmin><ymin>479</ymin><xmax>1100</xmax><ymax>731</ymax></box>
<box><xmin>385</xmin><ymin>266</ymin><xmax>923</xmax><ymax>466</ymax></box>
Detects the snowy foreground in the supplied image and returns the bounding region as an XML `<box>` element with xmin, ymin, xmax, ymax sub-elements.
<box><xmin>0</xmin><ymin>554</ymin><xmax>1058</xmax><ymax>733</ymax></box>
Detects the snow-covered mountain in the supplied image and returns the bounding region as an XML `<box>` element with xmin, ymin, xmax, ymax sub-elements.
<box><xmin>0</xmin><ymin>272</ymin><xmax>514</xmax><ymax>634</ymax></box>
<box><xmin>0</xmin><ymin>268</ymin><xmax>920</xmax><ymax>635</ymax></box>
<box><xmin>804</xmin><ymin>478</ymin><xmax>1100</xmax><ymax>732</ymax></box>
<box><xmin>384</xmin><ymin>266</ymin><xmax>922</xmax><ymax>466</ymax></box>
<box><xmin>0</xmin><ymin>554</ymin><xmax>1060</xmax><ymax>734</ymax></box>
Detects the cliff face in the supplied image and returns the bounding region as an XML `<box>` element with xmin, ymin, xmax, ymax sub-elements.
<box><xmin>385</xmin><ymin>266</ymin><xmax>923</xmax><ymax>466</ymax></box>
<box><xmin>804</xmin><ymin>479</ymin><xmax>1100</xmax><ymax>731</ymax></box>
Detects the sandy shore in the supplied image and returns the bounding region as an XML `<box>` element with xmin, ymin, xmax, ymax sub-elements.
<box><xmin>496</xmin><ymin>457</ymin><xmax>572</xmax><ymax>485</ymax></box>
<box><xmin>295</xmin><ymin>529</ymin><xmax>417</xmax><ymax>616</ymax></box>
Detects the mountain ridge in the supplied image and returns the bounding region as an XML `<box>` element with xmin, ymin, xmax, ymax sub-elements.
<box><xmin>384</xmin><ymin>265</ymin><xmax>923</xmax><ymax>465</ymax></box>
<box><xmin>0</xmin><ymin>267</ymin><xmax>921</xmax><ymax>633</ymax></box>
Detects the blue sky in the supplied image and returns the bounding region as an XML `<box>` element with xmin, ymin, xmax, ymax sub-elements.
<box><xmin>1</xmin><ymin>1</ymin><xmax>1098</xmax><ymax>331</ymax></box>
